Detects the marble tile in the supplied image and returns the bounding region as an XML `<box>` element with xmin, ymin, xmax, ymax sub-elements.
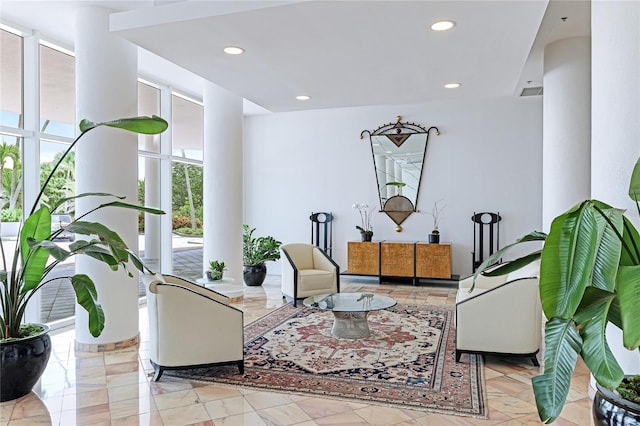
<box><xmin>108</xmin><ymin>383</ymin><xmax>152</xmax><ymax>403</ymax></box>
<box><xmin>109</xmin><ymin>395</ymin><xmax>157</xmax><ymax>419</ymax></box>
<box><xmin>59</xmin><ymin>402</ymin><xmax>111</xmax><ymax>425</ymax></box>
<box><xmin>314</xmin><ymin>411</ymin><xmax>375</xmax><ymax>425</ymax></box>
<box><xmin>158</xmin><ymin>403</ymin><xmax>211</xmax><ymax>426</ymax></box>
<box><xmin>111</xmin><ymin>411</ymin><xmax>165</xmax><ymax>425</ymax></box>
<box><xmin>106</xmin><ymin>370</ymin><xmax>147</xmax><ymax>388</ymax></box>
<box><xmin>5</xmin><ymin>414</ymin><xmax>55</xmax><ymax>424</ymax></box>
<box><xmin>61</xmin><ymin>388</ymin><xmax>109</xmax><ymax>411</ymax></box>
<box><xmin>104</xmin><ymin>348</ymin><xmax>139</xmax><ymax>365</ymax></box>
<box><xmin>353</xmin><ymin>405</ymin><xmax>414</xmax><ymax>425</ymax></box>
<box><xmin>256</xmin><ymin>402</ymin><xmax>312</xmax><ymax>425</ymax></box>
<box><xmin>149</xmin><ymin>377</ymin><xmax>194</xmax><ymax>395</ymax></box>
<box><xmin>153</xmin><ymin>389</ymin><xmax>200</xmax><ymax>411</ymax></box>
<box><xmin>106</xmin><ymin>361</ymin><xmax>140</xmax><ymax>376</ymax></box>
<box><xmin>244</xmin><ymin>391</ymin><xmax>294</xmax><ymax>410</ymax></box>
<box><xmin>486</xmin><ymin>395</ymin><xmax>537</xmax><ymax>419</ymax></box>
<box><xmin>203</xmin><ymin>395</ymin><xmax>254</xmax><ymax>419</ymax></box>
<box><xmin>214</xmin><ymin>410</ymin><xmax>268</xmax><ymax>426</ymax></box>
<box><xmin>9</xmin><ymin>394</ymin><xmax>51</xmax><ymax>420</ymax></box>
<box><xmin>296</xmin><ymin>397</ymin><xmax>353</xmax><ymax>418</ymax></box>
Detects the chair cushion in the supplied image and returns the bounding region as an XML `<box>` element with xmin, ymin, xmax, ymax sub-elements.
<box><xmin>299</xmin><ymin>269</ymin><xmax>335</xmax><ymax>291</ymax></box>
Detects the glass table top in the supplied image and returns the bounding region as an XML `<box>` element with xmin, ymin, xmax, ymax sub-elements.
<box><xmin>303</xmin><ymin>292</ymin><xmax>397</xmax><ymax>313</ymax></box>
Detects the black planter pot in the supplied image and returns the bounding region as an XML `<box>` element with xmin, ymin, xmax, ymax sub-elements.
<box><xmin>593</xmin><ymin>379</ymin><xmax>640</xmax><ymax>425</ymax></box>
<box><xmin>0</xmin><ymin>324</ymin><xmax>52</xmax><ymax>402</ymax></box>
<box><xmin>428</xmin><ymin>233</ymin><xmax>440</xmax><ymax>244</ymax></box>
<box><xmin>361</xmin><ymin>232</ymin><xmax>373</xmax><ymax>242</ymax></box>
<box><xmin>243</xmin><ymin>264</ymin><xmax>267</xmax><ymax>286</ymax></box>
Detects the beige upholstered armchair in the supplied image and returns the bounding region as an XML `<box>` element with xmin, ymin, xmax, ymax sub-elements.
<box><xmin>280</xmin><ymin>243</ymin><xmax>340</xmax><ymax>306</ymax></box>
<box><xmin>143</xmin><ymin>273</ymin><xmax>244</xmax><ymax>381</ymax></box>
<box><xmin>455</xmin><ymin>261</ymin><xmax>541</xmax><ymax>366</ymax></box>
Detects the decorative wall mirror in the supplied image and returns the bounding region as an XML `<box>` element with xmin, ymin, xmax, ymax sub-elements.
<box><xmin>360</xmin><ymin>116</ymin><xmax>440</xmax><ymax>231</ymax></box>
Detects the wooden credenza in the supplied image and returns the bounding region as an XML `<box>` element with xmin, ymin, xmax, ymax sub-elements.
<box><xmin>347</xmin><ymin>241</ymin><xmax>451</xmax><ymax>283</ymax></box>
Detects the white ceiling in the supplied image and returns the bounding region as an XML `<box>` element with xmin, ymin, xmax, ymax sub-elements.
<box><xmin>1</xmin><ymin>0</ymin><xmax>591</xmax><ymax>114</ymax></box>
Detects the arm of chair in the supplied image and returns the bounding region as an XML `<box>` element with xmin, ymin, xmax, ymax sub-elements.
<box><xmin>147</xmin><ymin>282</ymin><xmax>244</xmax><ymax>367</ymax></box>
<box><xmin>161</xmin><ymin>274</ymin><xmax>229</xmax><ymax>304</ymax></box>
<box><xmin>458</xmin><ymin>267</ymin><xmax>508</xmax><ymax>291</ymax></box>
<box><xmin>312</xmin><ymin>247</ymin><xmax>340</xmax><ymax>292</ymax></box>
<box><xmin>280</xmin><ymin>248</ymin><xmax>298</xmax><ymax>299</ymax></box>
<box><xmin>456</xmin><ymin>277</ymin><xmax>542</xmax><ymax>354</ymax></box>
<box><xmin>312</xmin><ymin>247</ymin><xmax>339</xmax><ymax>272</ymax></box>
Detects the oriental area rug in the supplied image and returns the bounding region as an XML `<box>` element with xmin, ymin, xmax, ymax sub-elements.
<box><xmin>167</xmin><ymin>303</ymin><xmax>487</xmax><ymax>419</ymax></box>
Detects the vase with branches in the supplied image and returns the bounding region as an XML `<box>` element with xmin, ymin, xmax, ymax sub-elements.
<box><xmin>427</xmin><ymin>200</ymin><xmax>445</xmax><ymax>243</ymax></box>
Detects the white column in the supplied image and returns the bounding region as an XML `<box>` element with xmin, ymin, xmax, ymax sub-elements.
<box><xmin>202</xmin><ymin>82</ymin><xmax>243</xmax><ymax>282</ymax></box>
<box><xmin>22</xmin><ymin>31</ymin><xmax>41</xmax><ymax>324</ymax></box>
<box><xmin>74</xmin><ymin>7</ymin><xmax>139</xmax><ymax>346</ymax></box>
<box><xmin>592</xmin><ymin>1</ymin><xmax>640</xmax><ymax>218</ymax></box>
<box><xmin>542</xmin><ymin>36</ymin><xmax>591</xmax><ymax>231</ymax></box>
<box><xmin>592</xmin><ymin>0</ymin><xmax>640</xmax><ymax>376</ymax></box>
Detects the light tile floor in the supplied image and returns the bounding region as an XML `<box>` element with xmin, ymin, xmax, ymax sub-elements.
<box><xmin>1</xmin><ymin>276</ymin><xmax>594</xmax><ymax>425</ymax></box>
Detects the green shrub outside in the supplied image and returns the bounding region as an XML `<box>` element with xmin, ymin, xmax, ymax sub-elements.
<box><xmin>1</xmin><ymin>209</ymin><xmax>22</xmax><ymax>222</ymax></box>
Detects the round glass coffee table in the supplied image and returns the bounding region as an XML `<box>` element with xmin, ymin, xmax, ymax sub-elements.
<box><xmin>303</xmin><ymin>293</ymin><xmax>397</xmax><ymax>339</ymax></box>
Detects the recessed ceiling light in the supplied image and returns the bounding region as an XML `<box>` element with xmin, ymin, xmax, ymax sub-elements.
<box><xmin>444</xmin><ymin>82</ymin><xmax>462</xmax><ymax>89</ymax></box>
<box><xmin>431</xmin><ymin>20</ymin><xmax>456</xmax><ymax>31</ymax></box>
<box><xmin>223</xmin><ymin>46</ymin><xmax>244</xmax><ymax>55</ymax></box>
<box><xmin>296</xmin><ymin>95</ymin><xmax>311</xmax><ymax>101</ymax></box>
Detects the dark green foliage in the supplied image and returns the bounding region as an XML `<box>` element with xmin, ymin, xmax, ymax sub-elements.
<box><xmin>242</xmin><ymin>224</ymin><xmax>281</xmax><ymax>266</ymax></box>
<box><xmin>617</xmin><ymin>375</ymin><xmax>640</xmax><ymax>403</ymax></box>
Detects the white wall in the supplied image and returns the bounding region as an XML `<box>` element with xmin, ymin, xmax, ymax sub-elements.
<box><xmin>244</xmin><ymin>96</ymin><xmax>542</xmax><ymax>278</ymax></box>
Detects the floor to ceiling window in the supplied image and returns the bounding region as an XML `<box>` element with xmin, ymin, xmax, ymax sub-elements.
<box><xmin>0</xmin><ymin>22</ymin><xmax>208</xmax><ymax>325</ymax></box>
<box><xmin>0</xmin><ymin>28</ymin><xmax>24</xmax><ymax>239</ymax></box>
<box><xmin>170</xmin><ymin>94</ymin><xmax>204</xmax><ymax>278</ymax></box>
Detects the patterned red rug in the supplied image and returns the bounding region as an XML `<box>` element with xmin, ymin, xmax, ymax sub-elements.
<box><xmin>168</xmin><ymin>302</ymin><xmax>487</xmax><ymax>418</ymax></box>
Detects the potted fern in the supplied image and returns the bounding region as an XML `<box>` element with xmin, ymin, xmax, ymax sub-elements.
<box><xmin>0</xmin><ymin>115</ymin><xmax>167</xmax><ymax>402</ymax></box>
<box><xmin>473</xmin><ymin>156</ymin><xmax>640</xmax><ymax>423</ymax></box>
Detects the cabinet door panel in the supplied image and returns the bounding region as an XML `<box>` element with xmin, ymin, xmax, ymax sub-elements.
<box><xmin>347</xmin><ymin>242</ymin><xmax>379</xmax><ymax>275</ymax></box>
<box><xmin>381</xmin><ymin>242</ymin><xmax>414</xmax><ymax>277</ymax></box>
<box><xmin>416</xmin><ymin>243</ymin><xmax>451</xmax><ymax>278</ymax></box>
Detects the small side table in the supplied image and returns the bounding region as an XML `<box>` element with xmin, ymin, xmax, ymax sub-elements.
<box><xmin>195</xmin><ymin>277</ymin><xmax>244</xmax><ymax>302</ymax></box>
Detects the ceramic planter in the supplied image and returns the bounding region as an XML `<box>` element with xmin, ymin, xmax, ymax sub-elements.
<box><xmin>0</xmin><ymin>324</ymin><xmax>52</xmax><ymax>402</ymax></box>
<box><xmin>593</xmin><ymin>379</ymin><xmax>640</xmax><ymax>425</ymax></box>
<box><xmin>243</xmin><ymin>264</ymin><xmax>267</xmax><ymax>286</ymax></box>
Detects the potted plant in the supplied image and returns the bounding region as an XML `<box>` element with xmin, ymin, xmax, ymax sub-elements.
<box><xmin>473</xmin><ymin>157</ymin><xmax>640</xmax><ymax>423</ymax></box>
<box><xmin>427</xmin><ymin>200</ymin><xmax>445</xmax><ymax>244</ymax></box>
<box><xmin>0</xmin><ymin>115</ymin><xmax>167</xmax><ymax>402</ymax></box>
<box><xmin>352</xmin><ymin>203</ymin><xmax>374</xmax><ymax>242</ymax></box>
<box><xmin>206</xmin><ymin>260</ymin><xmax>226</xmax><ymax>281</ymax></box>
<box><xmin>242</xmin><ymin>224</ymin><xmax>281</xmax><ymax>286</ymax></box>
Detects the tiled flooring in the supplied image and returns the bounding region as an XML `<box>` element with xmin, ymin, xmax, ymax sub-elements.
<box><xmin>1</xmin><ymin>276</ymin><xmax>595</xmax><ymax>425</ymax></box>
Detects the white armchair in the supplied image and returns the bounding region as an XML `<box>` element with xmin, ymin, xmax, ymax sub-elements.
<box><xmin>455</xmin><ymin>261</ymin><xmax>541</xmax><ymax>366</ymax></box>
<box><xmin>143</xmin><ymin>273</ymin><xmax>244</xmax><ymax>381</ymax></box>
<box><xmin>280</xmin><ymin>243</ymin><xmax>340</xmax><ymax>306</ymax></box>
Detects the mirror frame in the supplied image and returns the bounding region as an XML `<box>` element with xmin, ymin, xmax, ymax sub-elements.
<box><xmin>360</xmin><ymin>116</ymin><xmax>440</xmax><ymax>231</ymax></box>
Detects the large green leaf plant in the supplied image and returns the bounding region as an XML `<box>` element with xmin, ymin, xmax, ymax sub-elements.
<box><xmin>0</xmin><ymin>116</ymin><xmax>167</xmax><ymax>340</ymax></box>
<box><xmin>473</xmin><ymin>157</ymin><xmax>640</xmax><ymax>423</ymax></box>
<box><xmin>242</xmin><ymin>224</ymin><xmax>281</xmax><ymax>266</ymax></box>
